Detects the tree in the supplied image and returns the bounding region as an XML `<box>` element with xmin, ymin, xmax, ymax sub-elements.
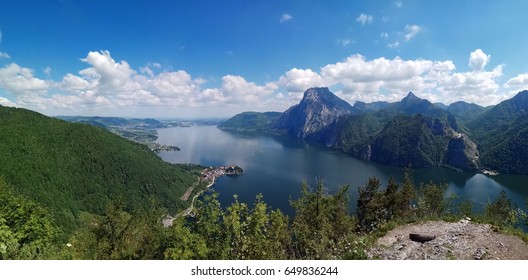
<box><xmin>164</xmin><ymin>217</ymin><xmax>208</xmax><ymax>260</ymax></box>
<box><xmin>191</xmin><ymin>192</ymin><xmax>229</xmax><ymax>259</ymax></box>
<box><xmin>291</xmin><ymin>180</ymin><xmax>352</xmax><ymax>259</ymax></box>
<box><xmin>395</xmin><ymin>165</ymin><xmax>417</xmax><ymax>219</ymax></box>
<box><xmin>416</xmin><ymin>182</ymin><xmax>447</xmax><ymax>218</ymax></box>
<box><xmin>357</xmin><ymin>177</ymin><xmax>385</xmax><ymax>232</ymax></box>
<box><xmin>484</xmin><ymin>190</ymin><xmax>522</xmax><ymax>228</ymax></box>
<box><xmin>0</xmin><ymin>178</ymin><xmax>59</xmax><ymax>260</ymax></box>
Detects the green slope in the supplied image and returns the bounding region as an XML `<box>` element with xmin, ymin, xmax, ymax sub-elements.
<box><xmin>218</xmin><ymin>111</ymin><xmax>281</xmax><ymax>133</ymax></box>
<box><xmin>0</xmin><ymin>107</ymin><xmax>201</xmax><ymax>234</ymax></box>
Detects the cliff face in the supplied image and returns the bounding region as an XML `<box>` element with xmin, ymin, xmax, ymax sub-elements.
<box><xmin>274</xmin><ymin>87</ymin><xmax>354</xmax><ymax>138</ymax></box>
<box><xmin>354</xmin><ymin>114</ymin><xmax>479</xmax><ymax>170</ymax></box>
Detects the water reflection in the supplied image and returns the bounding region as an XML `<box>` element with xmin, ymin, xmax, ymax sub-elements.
<box><xmin>157</xmin><ymin>126</ymin><xmax>528</xmax><ymax>215</ymax></box>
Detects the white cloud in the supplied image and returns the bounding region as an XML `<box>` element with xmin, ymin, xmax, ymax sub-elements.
<box><xmin>59</xmin><ymin>73</ymin><xmax>91</xmax><ymax>92</ymax></box>
<box><xmin>79</xmin><ymin>50</ymin><xmax>136</xmax><ymax>92</ymax></box>
<box><xmin>280</xmin><ymin>13</ymin><xmax>293</xmax><ymax>23</ymax></box>
<box><xmin>0</xmin><ymin>63</ymin><xmax>49</xmax><ymax>95</ymax></box>
<box><xmin>296</xmin><ymin>51</ymin><xmax>505</xmax><ymax>106</ymax></box>
<box><xmin>43</xmin><ymin>67</ymin><xmax>51</xmax><ymax>76</ymax></box>
<box><xmin>385</xmin><ymin>24</ymin><xmax>421</xmax><ymax>49</ymax></box>
<box><xmin>356</xmin><ymin>13</ymin><xmax>374</xmax><ymax>25</ymax></box>
<box><xmin>278</xmin><ymin>68</ymin><xmax>325</xmax><ymax>93</ymax></box>
<box><xmin>147</xmin><ymin>70</ymin><xmax>199</xmax><ymax>98</ymax></box>
<box><xmin>0</xmin><ymin>52</ymin><xmax>10</xmax><ymax>59</ymax></box>
<box><xmin>505</xmin><ymin>73</ymin><xmax>528</xmax><ymax>88</ymax></box>
<box><xmin>337</xmin><ymin>39</ymin><xmax>352</xmax><ymax>47</ymax></box>
<box><xmin>220</xmin><ymin>75</ymin><xmax>277</xmax><ymax>104</ymax></box>
<box><xmin>468</xmin><ymin>48</ymin><xmax>490</xmax><ymax>72</ymax></box>
<box><xmin>387</xmin><ymin>41</ymin><xmax>400</xmax><ymax>48</ymax></box>
<box><xmin>0</xmin><ymin>48</ymin><xmax>522</xmax><ymax>117</ymax></box>
<box><xmin>395</xmin><ymin>1</ymin><xmax>403</xmax><ymax>8</ymax></box>
<box><xmin>0</xmin><ymin>96</ymin><xmax>16</xmax><ymax>107</ymax></box>
<box><xmin>404</xmin><ymin>24</ymin><xmax>421</xmax><ymax>41</ymax></box>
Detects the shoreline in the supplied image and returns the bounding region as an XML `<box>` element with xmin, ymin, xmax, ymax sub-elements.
<box><xmin>162</xmin><ymin>164</ymin><xmax>242</xmax><ymax>227</ymax></box>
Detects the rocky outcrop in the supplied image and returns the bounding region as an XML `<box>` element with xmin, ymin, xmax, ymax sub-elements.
<box><xmin>274</xmin><ymin>87</ymin><xmax>353</xmax><ymax>138</ymax></box>
<box><xmin>367</xmin><ymin>220</ymin><xmax>528</xmax><ymax>260</ymax></box>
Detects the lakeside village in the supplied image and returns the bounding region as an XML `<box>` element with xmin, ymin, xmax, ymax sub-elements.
<box><xmin>202</xmin><ymin>164</ymin><xmax>244</xmax><ymax>183</ymax></box>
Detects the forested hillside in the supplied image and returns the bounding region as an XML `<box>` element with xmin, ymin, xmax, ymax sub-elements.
<box><xmin>0</xmin><ymin>106</ymin><xmax>202</xmax><ymax>235</ymax></box>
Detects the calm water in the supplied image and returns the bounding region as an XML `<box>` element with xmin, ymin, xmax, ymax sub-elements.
<box><xmin>157</xmin><ymin>126</ymin><xmax>528</xmax><ymax>216</ymax></box>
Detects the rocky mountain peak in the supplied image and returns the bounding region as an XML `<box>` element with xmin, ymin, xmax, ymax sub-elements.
<box><xmin>512</xmin><ymin>90</ymin><xmax>528</xmax><ymax>108</ymax></box>
<box><xmin>401</xmin><ymin>91</ymin><xmax>422</xmax><ymax>104</ymax></box>
<box><xmin>274</xmin><ymin>87</ymin><xmax>353</xmax><ymax>138</ymax></box>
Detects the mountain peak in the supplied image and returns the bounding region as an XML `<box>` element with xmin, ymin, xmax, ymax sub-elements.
<box><xmin>275</xmin><ymin>87</ymin><xmax>353</xmax><ymax>137</ymax></box>
<box><xmin>508</xmin><ymin>90</ymin><xmax>528</xmax><ymax>109</ymax></box>
<box><xmin>402</xmin><ymin>91</ymin><xmax>421</xmax><ymax>103</ymax></box>
<box><xmin>513</xmin><ymin>90</ymin><xmax>528</xmax><ymax>100</ymax></box>
<box><xmin>303</xmin><ymin>87</ymin><xmax>331</xmax><ymax>99</ymax></box>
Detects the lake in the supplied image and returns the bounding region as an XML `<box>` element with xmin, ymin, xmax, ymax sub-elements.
<box><xmin>157</xmin><ymin>126</ymin><xmax>528</xmax><ymax>216</ymax></box>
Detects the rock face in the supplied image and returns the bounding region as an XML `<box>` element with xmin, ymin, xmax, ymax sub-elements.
<box><xmin>274</xmin><ymin>87</ymin><xmax>353</xmax><ymax>138</ymax></box>
<box><xmin>367</xmin><ymin>220</ymin><xmax>528</xmax><ymax>260</ymax></box>
<box><xmin>365</xmin><ymin>114</ymin><xmax>479</xmax><ymax>169</ymax></box>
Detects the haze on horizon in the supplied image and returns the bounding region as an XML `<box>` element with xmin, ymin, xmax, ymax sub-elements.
<box><xmin>1</xmin><ymin>0</ymin><xmax>528</xmax><ymax>118</ymax></box>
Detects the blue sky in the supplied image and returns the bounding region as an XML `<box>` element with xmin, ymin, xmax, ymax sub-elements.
<box><xmin>1</xmin><ymin>0</ymin><xmax>528</xmax><ymax>118</ymax></box>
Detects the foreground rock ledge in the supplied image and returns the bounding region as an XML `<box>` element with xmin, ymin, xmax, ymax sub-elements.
<box><xmin>367</xmin><ymin>220</ymin><xmax>528</xmax><ymax>260</ymax></box>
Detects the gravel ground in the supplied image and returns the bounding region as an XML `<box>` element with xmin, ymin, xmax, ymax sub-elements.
<box><xmin>367</xmin><ymin>219</ymin><xmax>528</xmax><ymax>260</ymax></box>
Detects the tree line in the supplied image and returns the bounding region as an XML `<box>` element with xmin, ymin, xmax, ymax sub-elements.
<box><xmin>1</xmin><ymin>168</ymin><xmax>527</xmax><ymax>260</ymax></box>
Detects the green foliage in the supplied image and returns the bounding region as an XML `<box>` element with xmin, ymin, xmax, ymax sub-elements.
<box><xmin>0</xmin><ymin>106</ymin><xmax>202</xmax><ymax>235</ymax></box>
<box><xmin>0</xmin><ymin>178</ymin><xmax>59</xmax><ymax>259</ymax></box>
<box><xmin>218</xmin><ymin>111</ymin><xmax>281</xmax><ymax>133</ymax></box>
<box><xmin>369</xmin><ymin>115</ymin><xmax>450</xmax><ymax>167</ymax></box>
<box><xmin>163</xmin><ymin>192</ymin><xmax>292</xmax><ymax>260</ymax></box>
<box><xmin>357</xmin><ymin>177</ymin><xmax>386</xmax><ymax>232</ymax></box>
<box><xmin>483</xmin><ymin>191</ymin><xmax>525</xmax><ymax>228</ymax></box>
<box><xmin>190</xmin><ymin>192</ymin><xmax>229</xmax><ymax>259</ymax></box>
<box><xmin>316</xmin><ymin>114</ymin><xmax>382</xmax><ymax>153</ymax></box>
<box><xmin>417</xmin><ymin>182</ymin><xmax>448</xmax><ymax>218</ymax></box>
<box><xmin>164</xmin><ymin>217</ymin><xmax>208</xmax><ymax>260</ymax></box>
<box><xmin>290</xmin><ymin>180</ymin><xmax>353</xmax><ymax>259</ymax></box>
<box><xmin>69</xmin><ymin>201</ymin><xmax>167</xmax><ymax>260</ymax></box>
<box><xmin>468</xmin><ymin>91</ymin><xmax>528</xmax><ymax>174</ymax></box>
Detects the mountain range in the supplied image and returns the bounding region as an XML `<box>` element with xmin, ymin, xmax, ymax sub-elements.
<box><xmin>219</xmin><ymin>87</ymin><xmax>528</xmax><ymax>175</ymax></box>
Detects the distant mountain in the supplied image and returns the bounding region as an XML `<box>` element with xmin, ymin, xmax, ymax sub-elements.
<box><xmin>217</xmin><ymin>111</ymin><xmax>281</xmax><ymax>133</ymax></box>
<box><xmin>382</xmin><ymin>92</ymin><xmax>449</xmax><ymax>118</ymax></box>
<box><xmin>469</xmin><ymin>90</ymin><xmax>528</xmax><ymax>136</ymax></box>
<box><xmin>351</xmin><ymin>101</ymin><xmax>392</xmax><ymax>114</ymax></box>
<box><xmin>0</xmin><ymin>106</ymin><xmax>201</xmax><ymax>234</ymax></box>
<box><xmin>434</xmin><ymin>102</ymin><xmax>449</xmax><ymax>110</ymax></box>
<box><xmin>467</xmin><ymin>90</ymin><xmax>528</xmax><ymax>174</ymax></box>
<box><xmin>447</xmin><ymin>101</ymin><xmax>487</xmax><ymax>123</ymax></box>
<box><xmin>478</xmin><ymin>118</ymin><xmax>528</xmax><ymax>174</ymax></box>
<box><xmin>274</xmin><ymin>87</ymin><xmax>354</xmax><ymax>138</ymax></box>
<box><xmin>56</xmin><ymin>116</ymin><xmax>166</xmax><ymax>129</ymax></box>
<box><xmin>219</xmin><ymin>88</ymin><xmax>528</xmax><ymax>174</ymax></box>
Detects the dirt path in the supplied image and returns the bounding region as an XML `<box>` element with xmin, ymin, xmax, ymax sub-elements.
<box><xmin>180</xmin><ymin>180</ymin><xmax>200</xmax><ymax>201</ymax></box>
<box><xmin>367</xmin><ymin>219</ymin><xmax>528</xmax><ymax>260</ymax></box>
<box><xmin>162</xmin><ymin>178</ymin><xmax>214</xmax><ymax>227</ymax></box>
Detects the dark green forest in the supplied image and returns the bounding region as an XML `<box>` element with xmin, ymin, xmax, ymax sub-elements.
<box><xmin>1</xmin><ymin>168</ymin><xmax>526</xmax><ymax>260</ymax></box>
<box><xmin>0</xmin><ymin>106</ymin><xmax>204</xmax><ymax>236</ymax></box>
